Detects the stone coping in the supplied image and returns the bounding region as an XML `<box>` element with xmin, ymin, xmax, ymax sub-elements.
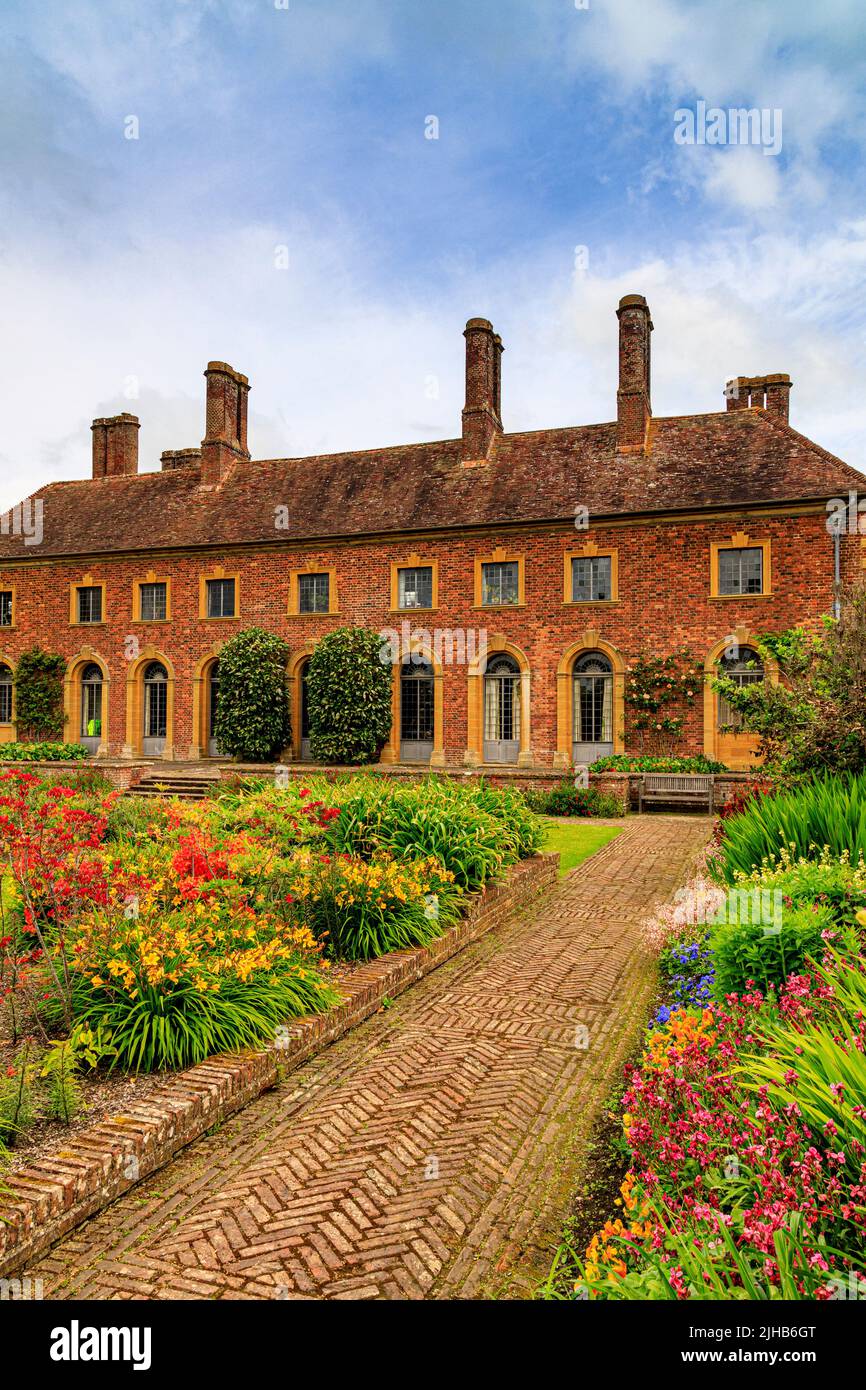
<box><xmin>0</xmin><ymin>851</ymin><xmax>558</xmax><ymax>1277</ymax></box>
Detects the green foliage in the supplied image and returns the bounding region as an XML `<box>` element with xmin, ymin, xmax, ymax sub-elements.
<box><xmin>12</xmin><ymin>649</ymin><xmax>67</xmax><ymax>742</ymax></box>
<box><xmin>623</xmin><ymin>649</ymin><xmax>703</xmax><ymax>754</ymax></box>
<box><xmin>307</xmin><ymin>627</ymin><xmax>393</xmax><ymax>764</ymax></box>
<box><xmin>0</xmin><ymin>1040</ymin><xmax>35</xmax><ymax>1146</ymax></box>
<box><xmin>291</xmin><ymin>853</ymin><xmax>462</xmax><ymax>961</ymax></box>
<box><xmin>712</xmin><ymin>582</ymin><xmax>866</xmax><ymax>776</ymax></box>
<box><xmin>713</xmin><ymin>773</ymin><xmax>866</xmax><ymax>883</ymax></box>
<box><xmin>327</xmin><ymin>776</ymin><xmax>544</xmax><ymax>889</ymax></box>
<box><xmin>592</xmin><ymin>753</ymin><xmax>727</xmax><ymax>773</ymax></box>
<box><xmin>0</xmin><ymin>740</ymin><xmax>87</xmax><ymax>762</ymax></box>
<box><xmin>740</xmin><ymin>947</ymin><xmax>866</xmax><ymax>1194</ymax></box>
<box><xmin>734</xmin><ymin>849</ymin><xmax>866</xmax><ymax>927</ymax></box>
<box><xmin>545</xmin><ymin>1207</ymin><xmax>847</xmax><ymax>1302</ymax></box>
<box><xmin>72</xmin><ymin>969</ymin><xmax>336</xmax><ymax>1073</ymax></box>
<box><xmin>709</xmin><ymin>901</ymin><xmax>835</xmax><ymax>999</ymax></box>
<box><xmin>39</xmin><ymin>1039</ymin><xmax>82</xmax><ymax>1124</ymax></box>
<box><xmin>43</xmin><ymin>767</ymin><xmax>115</xmax><ymax>794</ymax></box>
<box><xmin>212</xmin><ymin>627</ymin><xmax>291</xmax><ymax>762</ymax></box>
<box><xmin>522</xmin><ymin>780</ymin><xmax>624</xmax><ymax>817</ymax></box>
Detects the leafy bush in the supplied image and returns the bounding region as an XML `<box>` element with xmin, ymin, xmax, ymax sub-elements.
<box><xmin>713</xmin><ymin>772</ymin><xmax>866</xmax><ymax>883</ymax></box>
<box><xmin>711</xmin><ymin>582</ymin><xmax>866</xmax><ymax>776</ymax></box>
<box><xmin>709</xmin><ymin>901</ymin><xmax>835</xmax><ymax>999</ymax></box>
<box><xmin>523</xmin><ymin>781</ymin><xmax>624</xmax><ymax>817</ymax></box>
<box><xmin>592</xmin><ymin>754</ymin><xmax>727</xmax><ymax>773</ymax></box>
<box><xmin>328</xmin><ymin>777</ymin><xmax>543</xmax><ymax>889</ymax></box>
<box><xmin>307</xmin><ymin>627</ymin><xmax>392</xmax><ymax>764</ymax></box>
<box><xmin>212</xmin><ymin>627</ymin><xmax>291</xmax><ymax>762</ymax></box>
<box><xmin>734</xmin><ymin>848</ymin><xmax>866</xmax><ymax>927</ymax></box>
<box><xmin>66</xmin><ymin>898</ymin><xmax>338</xmax><ymax>1071</ymax></box>
<box><xmin>286</xmin><ymin>850</ymin><xmax>461</xmax><ymax>960</ymax></box>
<box><xmin>12</xmin><ymin>649</ymin><xmax>67</xmax><ymax>741</ymax></box>
<box><xmin>0</xmin><ymin>741</ymin><xmax>88</xmax><ymax>762</ymax></box>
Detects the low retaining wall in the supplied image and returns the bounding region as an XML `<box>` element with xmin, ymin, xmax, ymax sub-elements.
<box><xmin>217</xmin><ymin>762</ymin><xmax>577</xmax><ymax>794</ymax></box>
<box><xmin>0</xmin><ymin>850</ymin><xmax>557</xmax><ymax>1278</ymax></box>
<box><xmin>0</xmin><ymin>760</ymin><xmax>151</xmax><ymax>790</ymax></box>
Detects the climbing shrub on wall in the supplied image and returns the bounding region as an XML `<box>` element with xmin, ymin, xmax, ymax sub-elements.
<box><xmin>14</xmin><ymin>648</ymin><xmax>67</xmax><ymax>741</ymax></box>
<box><xmin>623</xmin><ymin>650</ymin><xmax>703</xmax><ymax>755</ymax></box>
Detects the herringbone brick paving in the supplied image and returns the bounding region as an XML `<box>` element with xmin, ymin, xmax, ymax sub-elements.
<box><xmin>30</xmin><ymin>816</ymin><xmax>710</xmax><ymax>1300</ymax></box>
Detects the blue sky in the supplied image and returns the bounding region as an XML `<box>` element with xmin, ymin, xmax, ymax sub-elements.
<box><xmin>1</xmin><ymin>0</ymin><xmax>865</xmax><ymax>506</ymax></box>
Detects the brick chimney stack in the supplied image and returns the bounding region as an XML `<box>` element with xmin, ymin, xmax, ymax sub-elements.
<box><xmin>91</xmin><ymin>413</ymin><xmax>140</xmax><ymax>478</ymax></box>
<box><xmin>616</xmin><ymin>294</ymin><xmax>653</xmax><ymax>453</ymax></box>
<box><xmin>462</xmin><ymin>318</ymin><xmax>503</xmax><ymax>462</ymax></box>
<box><xmin>200</xmin><ymin>361</ymin><xmax>250</xmax><ymax>485</ymax></box>
<box><xmin>725</xmin><ymin>373</ymin><xmax>791</xmax><ymax>423</ymax></box>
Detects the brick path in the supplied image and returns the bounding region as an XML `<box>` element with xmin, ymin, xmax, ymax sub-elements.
<box><xmin>31</xmin><ymin>816</ymin><xmax>709</xmax><ymax>1301</ymax></box>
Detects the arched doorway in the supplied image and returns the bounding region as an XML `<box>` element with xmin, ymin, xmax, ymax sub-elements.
<box><xmin>143</xmin><ymin>661</ymin><xmax>168</xmax><ymax>756</ymax></box>
<box><xmin>80</xmin><ymin>662</ymin><xmax>104</xmax><ymax>756</ymax></box>
<box><xmin>400</xmin><ymin>655</ymin><xmax>434</xmax><ymax>762</ymax></box>
<box><xmin>207</xmin><ymin>661</ymin><xmax>220</xmax><ymax>757</ymax></box>
<box><xmin>716</xmin><ymin>646</ymin><xmax>764</xmax><ymax>767</ymax></box>
<box><xmin>572</xmin><ymin>651</ymin><xmax>613</xmax><ymax>764</ymax></box>
<box><xmin>300</xmin><ymin>659</ymin><xmax>311</xmax><ymax>761</ymax></box>
<box><xmin>483</xmin><ymin>653</ymin><xmax>521</xmax><ymax>764</ymax></box>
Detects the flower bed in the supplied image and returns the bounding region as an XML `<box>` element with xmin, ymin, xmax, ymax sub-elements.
<box><xmin>0</xmin><ymin>771</ymin><xmax>544</xmax><ymax>1160</ymax></box>
<box><xmin>545</xmin><ymin>773</ymin><xmax>866</xmax><ymax>1301</ymax></box>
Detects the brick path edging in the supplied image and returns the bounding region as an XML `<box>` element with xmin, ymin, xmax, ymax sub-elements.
<box><xmin>0</xmin><ymin>851</ymin><xmax>558</xmax><ymax>1278</ymax></box>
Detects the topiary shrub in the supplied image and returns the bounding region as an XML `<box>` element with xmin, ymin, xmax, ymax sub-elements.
<box><xmin>307</xmin><ymin>627</ymin><xmax>392</xmax><ymax>764</ymax></box>
<box><xmin>13</xmin><ymin>649</ymin><xmax>66</xmax><ymax>741</ymax></box>
<box><xmin>212</xmin><ymin>628</ymin><xmax>291</xmax><ymax>762</ymax></box>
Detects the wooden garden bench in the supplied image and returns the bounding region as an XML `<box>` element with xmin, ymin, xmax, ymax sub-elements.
<box><xmin>638</xmin><ymin>773</ymin><xmax>715</xmax><ymax>814</ymax></box>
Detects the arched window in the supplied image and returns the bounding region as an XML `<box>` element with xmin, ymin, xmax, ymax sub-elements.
<box><xmin>718</xmin><ymin>647</ymin><xmax>763</xmax><ymax>730</ymax></box>
<box><xmin>143</xmin><ymin>661</ymin><xmax>168</xmax><ymax>753</ymax></box>
<box><xmin>80</xmin><ymin>662</ymin><xmax>103</xmax><ymax>746</ymax></box>
<box><xmin>400</xmin><ymin>655</ymin><xmax>434</xmax><ymax>762</ymax></box>
<box><xmin>483</xmin><ymin>653</ymin><xmax>521</xmax><ymax>763</ymax></box>
<box><xmin>573</xmin><ymin>651</ymin><xmax>613</xmax><ymax>763</ymax></box>
<box><xmin>0</xmin><ymin>663</ymin><xmax>12</xmax><ymax>725</ymax></box>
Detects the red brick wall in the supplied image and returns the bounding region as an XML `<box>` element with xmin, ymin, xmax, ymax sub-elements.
<box><xmin>0</xmin><ymin>507</ymin><xmax>853</xmax><ymax>764</ymax></box>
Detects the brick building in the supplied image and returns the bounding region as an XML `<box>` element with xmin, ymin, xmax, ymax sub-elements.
<box><xmin>0</xmin><ymin>293</ymin><xmax>863</xmax><ymax>771</ymax></box>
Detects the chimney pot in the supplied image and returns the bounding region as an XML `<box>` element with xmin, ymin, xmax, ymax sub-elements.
<box><xmin>616</xmin><ymin>294</ymin><xmax>652</xmax><ymax>452</ymax></box>
<box><xmin>91</xmin><ymin>413</ymin><xmax>140</xmax><ymax>478</ymax></box>
<box><xmin>462</xmin><ymin>318</ymin><xmax>503</xmax><ymax>462</ymax></box>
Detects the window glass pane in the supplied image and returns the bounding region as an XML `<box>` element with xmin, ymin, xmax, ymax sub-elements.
<box><xmin>0</xmin><ymin>592</ymin><xmax>11</xmax><ymax>627</ymax></box>
<box><xmin>207</xmin><ymin>578</ymin><xmax>235</xmax><ymax>618</ymax></box>
<box><xmin>481</xmin><ymin>561</ymin><xmax>519</xmax><ymax>606</ymax></box>
<box><xmin>398</xmin><ymin>567</ymin><xmax>433</xmax><ymax>609</ymax></box>
<box><xmin>718</xmin><ymin>547</ymin><xmax>762</xmax><ymax>596</ymax></box>
<box><xmin>140</xmin><ymin>582</ymin><xmax>167</xmax><ymax>621</ymax></box>
<box><xmin>571</xmin><ymin>556</ymin><xmax>611</xmax><ymax>602</ymax></box>
<box><xmin>741</xmin><ymin>548</ymin><xmax>763</xmax><ymax>594</ymax></box>
<box><xmin>77</xmin><ymin>586</ymin><xmax>102</xmax><ymax>623</ymax></box>
<box><xmin>298</xmin><ymin>573</ymin><xmax>330</xmax><ymax>613</ymax></box>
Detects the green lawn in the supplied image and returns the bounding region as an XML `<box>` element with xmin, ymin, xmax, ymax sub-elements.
<box><xmin>541</xmin><ymin>818</ymin><xmax>623</xmax><ymax>875</ymax></box>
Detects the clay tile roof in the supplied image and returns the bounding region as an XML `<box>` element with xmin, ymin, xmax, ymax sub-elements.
<box><xmin>2</xmin><ymin>408</ymin><xmax>864</xmax><ymax>561</ymax></box>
